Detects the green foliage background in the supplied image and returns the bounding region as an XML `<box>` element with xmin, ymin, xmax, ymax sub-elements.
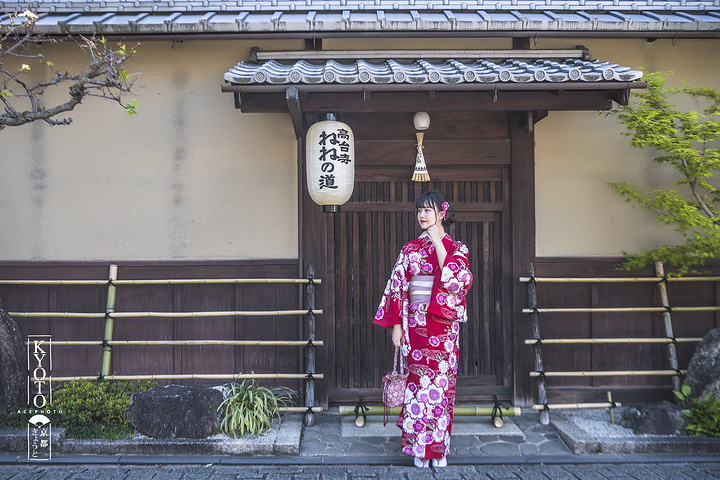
<box><xmin>606</xmin><ymin>72</ymin><xmax>720</xmax><ymax>275</ymax></box>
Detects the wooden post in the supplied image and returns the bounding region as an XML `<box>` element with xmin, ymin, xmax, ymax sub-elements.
<box><xmin>528</xmin><ymin>263</ymin><xmax>549</xmax><ymax>425</ymax></box>
<box><xmin>305</xmin><ymin>265</ymin><xmax>316</xmax><ymax>426</ymax></box>
<box><xmin>655</xmin><ymin>262</ymin><xmax>681</xmax><ymax>394</ymax></box>
<box><xmin>101</xmin><ymin>264</ymin><xmax>118</xmax><ymax>378</ymax></box>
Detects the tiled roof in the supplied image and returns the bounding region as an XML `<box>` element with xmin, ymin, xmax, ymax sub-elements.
<box><xmin>224</xmin><ymin>56</ymin><xmax>643</xmax><ymax>86</ymax></box>
<box><xmin>1</xmin><ymin>1</ymin><xmax>719</xmax><ymax>34</ymax></box>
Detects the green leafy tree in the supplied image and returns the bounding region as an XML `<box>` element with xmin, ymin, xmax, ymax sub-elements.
<box><xmin>1</xmin><ymin>7</ymin><xmax>139</xmax><ymax>129</ymax></box>
<box><xmin>606</xmin><ymin>72</ymin><xmax>720</xmax><ymax>276</ymax></box>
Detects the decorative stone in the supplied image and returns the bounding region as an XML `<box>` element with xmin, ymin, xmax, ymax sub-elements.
<box><xmin>125</xmin><ymin>384</ymin><xmax>227</xmax><ymax>439</ymax></box>
<box><xmin>618</xmin><ymin>401</ymin><xmax>686</xmax><ymax>435</ymax></box>
<box><xmin>684</xmin><ymin>328</ymin><xmax>720</xmax><ymax>401</ymax></box>
<box><xmin>0</xmin><ymin>298</ymin><xmax>27</xmax><ymax>412</ymax></box>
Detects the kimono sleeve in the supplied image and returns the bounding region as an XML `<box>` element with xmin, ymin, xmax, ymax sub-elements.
<box><xmin>427</xmin><ymin>240</ymin><xmax>473</xmax><ymax>323</ymax></box>
<box><xmin>373</xmin><ymin>248</ymin><xmax>410</xmax><ymax>328</ymax></box>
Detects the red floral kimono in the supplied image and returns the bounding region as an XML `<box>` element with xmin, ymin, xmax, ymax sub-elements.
<box><xmin>374</xmin><ymin>232</ymin><xmax>473</xmax><ymax>460</ymax></box>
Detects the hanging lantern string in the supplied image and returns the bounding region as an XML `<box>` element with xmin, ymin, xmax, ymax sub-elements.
<box><xmin>412</xmin><ymin>131</ymin><xmax>431</xmax><ymax>182</ymax></box>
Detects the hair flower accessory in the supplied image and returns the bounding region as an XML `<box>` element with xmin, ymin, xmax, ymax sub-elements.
<box><xmin>441</xmin><ymin>202</ymin><xmax>449</xmax><ymax>215</ymax></box>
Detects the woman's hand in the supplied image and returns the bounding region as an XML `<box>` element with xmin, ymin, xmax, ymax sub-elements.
<box><xmin>426</xmin><ymin>224</ymin><xmax>443</xmax><ymax>246</ymax></box>
<box><xmin>392</xmin><ymin>324</ymin><xmax>403</xmax><ymax>348</ymax></box>
<box><xmin>427</xmin><ymin>225</ymin><xmax>448</xmax><ymax>266</ymax></box>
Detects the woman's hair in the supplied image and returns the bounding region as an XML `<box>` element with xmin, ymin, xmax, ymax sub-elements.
<box><xmin>415</xmin><ymin>190</ymin><xmax>456</xmax><ymax>229</ymax></box>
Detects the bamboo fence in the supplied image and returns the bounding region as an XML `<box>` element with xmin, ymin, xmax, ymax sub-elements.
<box><xmin>521</xmin><ymin>261</ymin><xmax>714</xmax><ymax>424</ymax></box>
<box><xmin>6</xmin><ymin>264</ymin><xmax>323</xmax><ymax>424</ymax></box>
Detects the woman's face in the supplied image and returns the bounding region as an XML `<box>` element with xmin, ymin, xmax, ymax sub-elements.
<box><xmin>417</xmin><ymin>203</ymin><xmax>440</xmax><ymax>230</ymax></box>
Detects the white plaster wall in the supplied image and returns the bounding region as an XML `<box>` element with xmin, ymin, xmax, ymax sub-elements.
<box><xmin>0</xmin><ymin>39</ymin><xmax>302</xmax><ymax>261</ymax></box>
<box><xmin>534</xmin><ymin>38</ymin><xmax>720</xmax><ymax>257</ymax></box>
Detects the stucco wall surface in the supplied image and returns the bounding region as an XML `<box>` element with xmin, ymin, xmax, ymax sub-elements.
<box><xmin>0</xmin><ymin>39</ymin><xmax>301</xmax><ymax>261</ymax></box>
<box><xmin>534</xmin><ymin>38</ymin><xmax>720</xmax><ymax>257</ymax></box>
<box><xmin>2</xmin><ymin>35</ymin><xmax>718</xmax><ymax>261</ymax></box>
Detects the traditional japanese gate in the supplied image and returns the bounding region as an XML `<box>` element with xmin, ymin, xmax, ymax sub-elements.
<box><xmin>321</xmin><ymin>112</ymin><xmax>513</xmax><ymax>403</ymax></box>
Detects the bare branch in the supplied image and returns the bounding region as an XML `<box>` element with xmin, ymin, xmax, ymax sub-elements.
<box><xmin>0</xmin><ymin>7</ymin><xmax>139</xmax><ymax>130</ymax></box>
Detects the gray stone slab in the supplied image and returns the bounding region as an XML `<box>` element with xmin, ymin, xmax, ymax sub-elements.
<box><xmin>341</xmin><ymin>415</ymin><xmax>522</xmax><ymax>438</ymax></box>
<box><xmin>552</xmin><ymin>412</ymin><xmax>720</xmax><ymax>455</ymax></box>
<box><xmin>0</xmin><ymin>415</ymin><xmax>301</xmax><ymax>457</ymax></box>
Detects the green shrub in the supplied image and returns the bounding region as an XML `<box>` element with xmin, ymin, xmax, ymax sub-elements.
<box><xmin>673</xmin><ymin>384</ymin><xmax>720</xmax><ymax>437</ymax></box>
<box><xmin>51</xmin><ymin>378</ymin><xmax>157</xmax><ymax>439</ymax></box>
<box><xmin>218</xmin><ymin>379</ymin><xmax>294</xmax><ymax>438</ymax></box>
<box><xmin>0</xmin><ymin>411</ymin><xmax>33</xmax><ymax>428</ymax></box>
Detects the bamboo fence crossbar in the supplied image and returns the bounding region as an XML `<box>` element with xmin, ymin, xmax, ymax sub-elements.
<box><xmin>524</xmin><ymin>337</ymin><xmax>702</xmax><ymax>345</ymax></box>
<box><xmin>338</xmin><ymin>406</ymin><xmax>522</xmax><ymax>417</ymax></box>
<box><xmin>26</xmin><ymin>340</ymin><xmax>324</xmax><ymax>347</ymax></box>
<box><xmin>522</xmin><ymin>306</ymin><xmax>720</xmax><ymax>314</ymax></box>
<box><xmin>519</xmin><ymin>276</ymin><xmax>720</xmax><ymax>283</ymax></box>
<box><xmin>0</xmin><ymin>278</ymin><xmax>321</xmax><ymax>286</ymax></box>
<box><xmin>532</xmin><ymin>402</ymin><xmax>621</xmax><ymax>410</ymax></box>
<box><xmin>280</xmin><ymin>407</ymin><xmax>324</xmax><ymax>413</ymax></box>
<box><xmin>530</xmin><ymin>370</ymin><xmax>687</xmax><ymax>377</ymax></box>
<box><xmin>10</xmin><ymin>309</ymin><xmax>323</xmax><ymax>318</ymax></box>
<box><xmin>52</xmin><ymin>373</ymin><xmax>324</xmax><ymax>382</ymax></box>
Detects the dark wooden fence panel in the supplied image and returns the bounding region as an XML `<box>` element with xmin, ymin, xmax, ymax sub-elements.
<box><xmin>532</xmin><ymin>258</ymin><xmax>720</xmax><ymax>403</ymax></box>
<box><xmin>0</xmin><ymin>260</ymin><xmax>302</xmax><ymax>388</ymax></box>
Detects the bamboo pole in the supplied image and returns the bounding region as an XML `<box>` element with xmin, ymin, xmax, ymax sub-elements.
<box><xmin>519</xmin><ymin>277</ymin><xmax>663</xmax><ymax>283</ymax></box>
<box><xmin>338</xmin><ymin>405</ymin><xmax>521</xmax><ymax>417</ymax></box>
<box><xmin>530</xmin><ymin>370</ymin><xmax>687</xmax><ymax>377</ymax></box>
<box><xmin>527</xmin><ymin>264</ymin><xmax>549</xmax><ymax>425</ymax></box>
<box><xmin>523</xmin><ymin>307</ymin><xmax>667</xmax><ymax>314</ymax></box>
<box><xmin>101</xmin><ymin>264</ymin><xmax>118</xmax><ymax>378</ymax></box>
<box><xmin>279</xmin><ymin>407</ymin><xmax>324</xmax><ymax>413</ymax></box>
<box><xmin>10</xmin><ymin>309</ymin><xmax>324</xmax><ymax>318</ymax></box>
<box><xmin>0</xmin><ymin>278</ymin><xmax>321</xmax><ymax>285</ymax></box>
<box><xmin>522</xmin><ymin>306</ymin><xmax>720</xmax><ymax>314</ymax></box>
<box><xmin>524</xmin><ymin>337</ymin><xmax>702</xmax><ymax>345</ymax></box>
<box><xmin>518</xmin><ymin>276</ymin><xmax>720</xmax><ymax>283</ymax></box>
<box><xmin>35</xmin><ymin>340</ymin><xmax>324</xmax><ymax>346</ymax></box>
<box><xmin>305</xmin><ymin>265</ymin><xmax>317</xmax><ymax>427</ymax></box>
<box><xmin>656</xmin><ymin>261</ymin><xmax>681</xmax><ymax>393</ymax></box>
<box><xmin>52</xmin><ymin>373</ymin><xmax>324</xmax><ymax>382</ymax></box>
<box><xmin>532</xmin><ymin>402</ymin><xmax>622</xmax><ymax>410</ymax></box>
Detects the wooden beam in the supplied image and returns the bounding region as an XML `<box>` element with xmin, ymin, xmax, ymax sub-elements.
<box><xmin>239</xmin><ymin>90</ymin><xmax>615</xmax><ymax>114</ymax></box>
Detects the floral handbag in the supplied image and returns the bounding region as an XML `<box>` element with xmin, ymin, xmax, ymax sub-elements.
<box><xmin>382</xmin><ymin>347</ymin><xmax>408</xmax><ymax>425</ymax></box>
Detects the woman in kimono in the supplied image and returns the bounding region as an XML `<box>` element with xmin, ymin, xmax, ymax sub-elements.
<box><xmin>374</xmin><ymin>190</ymin><xmax>473</xmax><ymax>468</ymax></box>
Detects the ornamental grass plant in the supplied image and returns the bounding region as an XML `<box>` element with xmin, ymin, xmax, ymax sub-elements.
<box><xmin>218</xmin><ymin>379</ymin><xmax>295</xmax><ymax>438</ymax></box>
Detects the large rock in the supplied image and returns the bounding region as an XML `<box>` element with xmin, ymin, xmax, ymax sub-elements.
<box><xmin>684</xmin><ymin>328</ymin><xmax>720</xmax><ymax>400</ymax></box>
<box><xmin>0</xmin><ymin>298</ymin><xmax>27</xmax><ymax>412</ymax></box>
<box><xmin>618</xmin><ymin>401</ymin><xmax>686</xmax><ymax>435</ymax></box>
<box><xmin>125</xmin><ymin>384</ymin><xmax>227</xmax><ymax>439</ymax></box>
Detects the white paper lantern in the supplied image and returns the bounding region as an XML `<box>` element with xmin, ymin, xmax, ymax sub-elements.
<box><xmin>306</xmin><ymin>114</ymin><xmax>355</xmax><ymax>212</ymax></box>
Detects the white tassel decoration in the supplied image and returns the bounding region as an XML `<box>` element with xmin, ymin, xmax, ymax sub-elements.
<box><xmin>412</xmin><ymin>132</ymin><xmax>431</xmax><ymax>182</ymax></box>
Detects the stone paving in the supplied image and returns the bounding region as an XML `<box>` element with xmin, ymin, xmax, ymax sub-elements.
<box><xmin>1</xmin><ymin>462</ymin><xmax>720</xmax><ymax>479</ymax></box>
<box><xmin>299</xmin><ymin>409</ymin><xmax>573</xmax><ymax>459</ymax></box>
<box><xmin>1</xmin><ymin>409</ymin><xmax>720</xmax><ymax>479</ymax></box>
